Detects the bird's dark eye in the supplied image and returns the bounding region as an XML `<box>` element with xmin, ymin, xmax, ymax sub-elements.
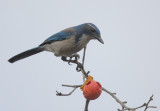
<box><xmin>90</xmin><ymin>28</ymin><xmax>96</xmax><ymax>33</ymax></box>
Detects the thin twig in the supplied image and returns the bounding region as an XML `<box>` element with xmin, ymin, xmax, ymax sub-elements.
<box><xmin>56</xmin><ymin>84</ymin><xmax>81</xmax><ymax>96</ymax></box>
<box><xmin>62</xmin><ymin>84</ymin><xmax>82</xmax><ymax>88</ymax></box>
<box><xmin>102</xmin><ymin>87</ymin><xmax>156</xmax><ymax>111</ymax></box>
<box><xmin>144</xmin><ymin>95</ymin><xmax>157</xmax><ymax>111</ymax></box>
<box><xmin>102</xmin><ymin>87</ymin><xmax>130</xmax><ymax>110</ymax></box>
<box><xmin>82</xmin><ymin>46</ymin><xmax>87</xmax><ymax>82</ymax></box>
<box><xmin>84</xmin><ymin>99</ymin><xmax>90</xmax><ymax>111</ymax></box>
<box><xmin>56</xmin><ymin>88</ymin><xmax>77</xmax><ymax>96</ymax></box>
<box><xmin>82</xmin><ymin>46</ymin><xmax>86</xmax><ymax>66</ymax></box>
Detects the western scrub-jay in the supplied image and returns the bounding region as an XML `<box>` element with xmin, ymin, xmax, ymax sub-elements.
<box><xmin>8</xmin><ymin>23</ymin><xmax>104</xmax><ymax>63</ymax></box>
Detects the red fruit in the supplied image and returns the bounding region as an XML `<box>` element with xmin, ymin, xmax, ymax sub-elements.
<box><xmin>82</xmin><ymin>80</ymin><xmax>102</xmax><ymax>100</ymax></box>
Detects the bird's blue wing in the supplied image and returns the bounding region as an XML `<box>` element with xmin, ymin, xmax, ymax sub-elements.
<box><xmin>40</xmin><ymin>28</ymin><xmax>75</xmax><ymax>46</ymax></box>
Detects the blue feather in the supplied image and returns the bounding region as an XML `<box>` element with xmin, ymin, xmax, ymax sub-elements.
<box><xmin>88</xmin><ymin>23</ymin><xmax>100</xmax><ymax>35</ymax></box>
<box><xmin>40</xmin><ymin>31</ymin><xmax>75</xmax><ymax>46</ymax></box>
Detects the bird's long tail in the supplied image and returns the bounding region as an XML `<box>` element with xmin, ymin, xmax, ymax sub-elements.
<box><xmin>8</xmin><ymin>47</ymin><xmax>43</xmax><ymax>63</ymax></box>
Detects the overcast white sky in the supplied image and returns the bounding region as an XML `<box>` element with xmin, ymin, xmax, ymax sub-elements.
<box><xmin>0</xmin><ymin>0</ymin><xmax>160</xmax><ymax>111</ymax></box>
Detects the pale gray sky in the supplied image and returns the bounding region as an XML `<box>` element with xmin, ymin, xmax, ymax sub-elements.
<box><xmin>0</xmin><ymin>0</ymin><xmax>160</xmax><ymax>111</ymax></box>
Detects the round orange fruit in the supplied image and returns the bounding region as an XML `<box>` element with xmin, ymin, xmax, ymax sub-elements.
<box><xmin>83</xmin><ymin>80</ymin><xmax>102</xmax><ymax>100</ymax></box>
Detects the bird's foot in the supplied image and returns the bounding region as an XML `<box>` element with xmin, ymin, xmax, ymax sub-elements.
<box><xmin>61</xmin><ymin>56</ymin><xmax>68</xmax><ymax>62</ymax></box>
<box><xmin>68</xmin><ymin>54</ymin><xmax>80</xmax><ymax>65</ymax></box>
<box><xmin>61</xmin><ymin>55</ymin><xmax>78</xmax><ymax>65</ymax></box>
<box><xmin>70</xmin><ymin>54</ymin><xmax>80</xmax><ymax>61</ymax></box>
<box><xmin>76</xmin><ymin>62</ymin><xmax>83</xmax><ymax>72</ymax></box>
<box><xmin>61</xmin><ymin>55</ymin><xmax>82</xmax><ymax>72</ymax></box>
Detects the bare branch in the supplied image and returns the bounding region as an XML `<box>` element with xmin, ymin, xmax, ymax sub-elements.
<box><xmin>59</xmin><ymin>46</ymin><xmax>157</xmax><ymax>111</ymax></box>
<box><xmin>56</xmin><ymin>87</ymin><xmax>77</xmax><ymax>96</ymax></box>
<box><xmin>82</xmin><ymin>46</ymin><xmax>86</xmax><ymax>66</ymax></box>
<box><xmin>56</xmin><ymin>84</ymin><xmax>81</xmax><ymax>96</ymax></box>
<box><xmin>147</xmin><ymin>106</ymin><xmax>157</xmax><ymax>108</ymax></box>
<box><xmin>84</xmin><ymin>100</ymin><xmax>90</xmax><ymax>111</ymax></box>
<box><xmin>102</xmin><ymin>87</ymin><xmax>130</xmax><ymax>110</ymax></box>
<box><xmin>82</xmin><ymin>46</ymin><xmax>87</xmax><ymax>82</ymax></box>
<box><xmin>102</xmin><ymin>87</ymin><xmax>157</xmax><ymax>111</ymax></box>
<box><xmin>62</xmin><ymin>84</ymin><xmax>82</xmax><ymax>88</ymax></box>
<box><xmin>144</xmin><ymin>95</ymin><xmax>157</xmax><ymax>111</ymax></box>
<box><xmin>56</xmin><ymin>82</ymin><xmax>157</xmax><ymax>111</ymax></box>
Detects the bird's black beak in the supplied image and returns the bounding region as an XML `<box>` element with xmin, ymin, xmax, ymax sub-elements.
<box><xmin>96</xmin><ymin>36</ymin><xmax>104</xmax><ymax>44</ymax></box>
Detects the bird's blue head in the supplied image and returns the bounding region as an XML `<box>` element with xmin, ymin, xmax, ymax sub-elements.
<box><xmin>75</xmin><ymin>23</ymin><xmax>104</xmax><ymax>44</ymax></box>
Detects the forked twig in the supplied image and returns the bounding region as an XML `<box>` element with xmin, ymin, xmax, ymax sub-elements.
<box><xmin>56</xmin><ymin>85</ymin><xmax>81</xmax><ymax>96</ymax></box>
<box><xmin>144</xmin><ymin>95</ymin><xmax>157</xmax><ymax>111</ymax></box>
<box><xmin>102</xmin><ymin>87</ymin><xmax>156</xmax><ymax>111</ymax></box>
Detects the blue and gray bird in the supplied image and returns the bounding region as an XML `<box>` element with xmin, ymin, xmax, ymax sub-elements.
<box><xmin>8</xmin><ymin>23</ymin><xmax>104</xmax><ymax>63</ymax></box>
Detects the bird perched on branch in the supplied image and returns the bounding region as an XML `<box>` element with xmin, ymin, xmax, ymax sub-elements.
<box><xmin>8</xmin><ymin>23</ymin><xmax>104</xmax><ymax>63</ymax></box>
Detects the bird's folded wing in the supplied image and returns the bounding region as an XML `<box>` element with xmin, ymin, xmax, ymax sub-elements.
<box><xmin>39</xmin><ymin>28</ymin><xmax>76</xmax><ymax>46</ymax></box>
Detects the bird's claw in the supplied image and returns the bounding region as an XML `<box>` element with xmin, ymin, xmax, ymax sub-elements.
<box><xmin>67</xmin><ymin>54</ymin><xmax>80</xmax><ymax>64</ymax></box>
<box><xmin>74</xmin><ymin>54</ymin><xmax>80</xmax><ymax>60</ymax></box>
<box><xmin>71</xmin><ymin>54</ymin><xmax>80</xmax><ymax>60</ymax></box>
<box><xmin>68</xmin><ymin>57</ymin><xmax>73</xmax><ymax>65</ymax></box>
<box><xmin>76</xmin><ymin>63</ymin><xmax>83</xmax><ymax>72</ymax></box>
<box><xmin>61</xmin><ymin>56</ymin><xmax>72</xmax><ymax>65</ymax></box>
